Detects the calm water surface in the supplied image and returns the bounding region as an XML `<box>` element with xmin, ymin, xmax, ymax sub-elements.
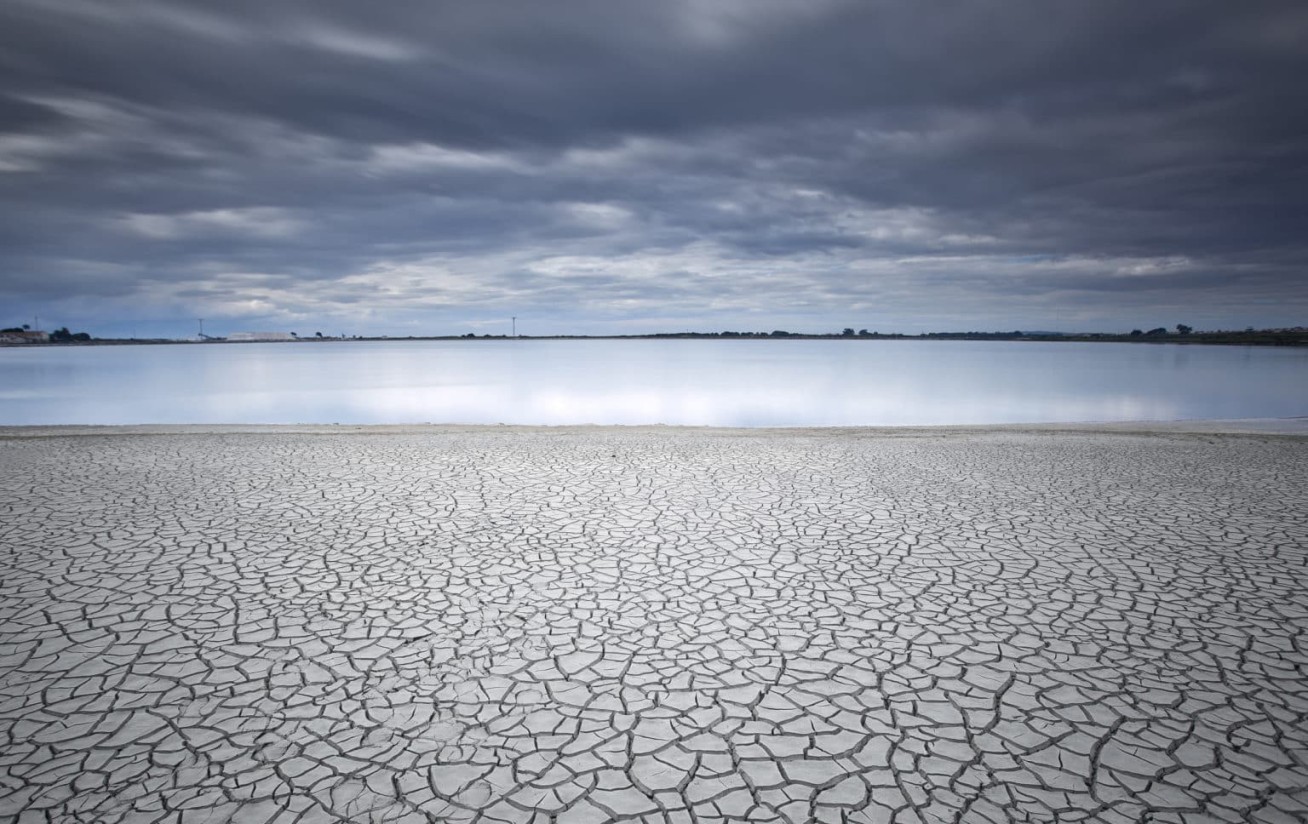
<box><xmin>1</xmin><ymin>339</ymin><xmax>1305</xmax><ymax>426</ymax></box>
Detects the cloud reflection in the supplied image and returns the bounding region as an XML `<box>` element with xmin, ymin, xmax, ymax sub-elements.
<box><xmin>3</xmin><ymin>340</ymin><xmax>1304</xmax><ymax>426</ymax></box>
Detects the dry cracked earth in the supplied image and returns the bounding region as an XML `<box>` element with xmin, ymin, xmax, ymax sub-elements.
<box><xmin>1</xmin><ymin>427</ymin><xmax>1307</xmax><ymax>824</ymax></box>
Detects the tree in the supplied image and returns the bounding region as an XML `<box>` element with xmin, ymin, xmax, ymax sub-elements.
<box><xmin>315</xmin><ymin>331</ymin><xmax>323</xmax><ymax>338</ymax></box>
<box><xmin>1130</xmin><ymin>329</ymin><xmax>1143</xmax><ymax>336</ymax></box>
<box><xmin>1145</xmin><ymin>327</ymin><xmax>1167</xmax><ymax>336</ymax></box>
<box><xmin>1176</xmin><ymin>324</ymin><xmax>1192</xmax><ymax>335</ymax></box>
<box><xmin>841</xmin><ymin>328</ymin><xmax>855</xmax><ymax>337</ymax></box>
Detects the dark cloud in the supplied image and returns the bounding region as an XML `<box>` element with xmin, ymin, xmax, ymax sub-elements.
<box><xmin>1</xmin><ymin>0</ymin><xmax>1306</xmax><ymax>336</ymax></box>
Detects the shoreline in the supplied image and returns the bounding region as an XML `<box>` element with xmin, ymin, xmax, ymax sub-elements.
<box><xmin>5</xmin><ymin>330</ymin><xmax>1307</xmax><ymax>347</ymax></box>
<box><xmin>3</xmin><ymin>416</ymin><xmax>1307</xmax><ymax>438</ymax></box>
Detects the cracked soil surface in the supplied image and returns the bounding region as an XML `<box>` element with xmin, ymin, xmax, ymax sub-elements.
<box><xmin>1</xmin><ymin>426</ymin><xmax>1307</xmax><ymax>823</ymax></box>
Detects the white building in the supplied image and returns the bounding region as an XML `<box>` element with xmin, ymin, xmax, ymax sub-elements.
<box><xmin>0</xmin><ymin>330</ymin><xmax>49</xmax><ymax>343</ymax></box>
<box><xmin>227</xmin><ymin>331</ymin><xmax>295</xmax><ymax>342</ymax></box>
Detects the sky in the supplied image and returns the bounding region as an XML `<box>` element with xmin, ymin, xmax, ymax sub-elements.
<box><xmin>1</xmin><ymin>0</ymin><xmax>1306</xmax><ymax>338</ymax></box>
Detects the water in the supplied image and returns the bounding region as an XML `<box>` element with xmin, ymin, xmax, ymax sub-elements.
<box><xmin>0</xmin><ymin>339</ymin><xmax>1305</xmax><ymax>426</ymax></box>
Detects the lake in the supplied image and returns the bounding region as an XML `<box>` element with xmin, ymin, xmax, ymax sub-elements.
<box><xmin>1</xmin><ymin>339</ymin><xmax>1305</xmax><ymax>427</ymax></box>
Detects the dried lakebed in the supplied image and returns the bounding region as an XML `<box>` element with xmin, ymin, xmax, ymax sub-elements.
<box><xmin>1</xmin><ymin>425</ymin><xmax>1306</xmax><ymax>823</ymax></box>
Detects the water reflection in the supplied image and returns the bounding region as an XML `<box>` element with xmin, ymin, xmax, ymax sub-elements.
<box><xmin>0</xmin><ymin>339</ymin><xmax>1305</xmax><ymax>426</ymax></box>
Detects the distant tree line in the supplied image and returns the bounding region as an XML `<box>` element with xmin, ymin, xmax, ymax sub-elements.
<box><xmin>1129</xmin><ymin>324</ymin><xmax>1192</xmax><ymax>337</ymax></box>
<box><xmin>50</xmin><ymin>327</ymin><xmax>91</xmax><ymax>342</ymax></box>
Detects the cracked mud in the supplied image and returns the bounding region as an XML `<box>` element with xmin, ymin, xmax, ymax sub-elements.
<box><xmin>1</xmin><ymin>428</ymin><xmax>1307</xmax><ymax>823</ymax></box>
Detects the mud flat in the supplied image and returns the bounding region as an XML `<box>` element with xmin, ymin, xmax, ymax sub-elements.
<box><xmin>1</xmin><ymin>423</ymin><xmax>1307</xmax><ymax>823</ymax></box>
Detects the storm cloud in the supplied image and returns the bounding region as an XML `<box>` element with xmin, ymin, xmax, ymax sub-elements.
<box><xmin>2</xmin><ymin>0</ymin><xmax>1306</xmax><ymax>335</ymax></box>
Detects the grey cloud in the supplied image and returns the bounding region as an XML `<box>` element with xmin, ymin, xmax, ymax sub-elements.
<box><xmin>1</xmin><ymin>0</ymin><xmax>1306</xmax><ymax>335</ymax></box>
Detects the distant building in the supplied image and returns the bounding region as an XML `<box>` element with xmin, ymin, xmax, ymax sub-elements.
<box><xmin>228</xmin><ymin>331</ymin><xmax>294</xmax><ymax>342</ymax></box>
<box><xmin>0</xmin><ymin>330</ymin><xmax>49</xmax><ymax>343</ymax></box>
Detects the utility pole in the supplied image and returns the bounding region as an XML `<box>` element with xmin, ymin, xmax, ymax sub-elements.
<box><xmin>512</xmin><ymin>316</ymin><xmax>516</xmax><ymax>337</ymax></box>
<box><xmin>198</xmin><ymin>318</ymin><xmax>204</xmax><ymax>339</ymax></box>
